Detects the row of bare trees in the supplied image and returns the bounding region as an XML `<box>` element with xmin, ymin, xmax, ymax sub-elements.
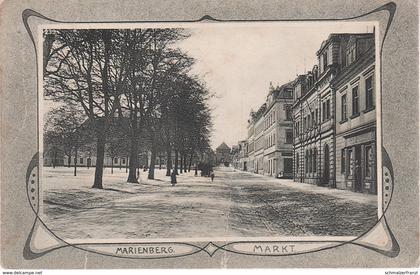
<box><xmin>43</xmin><ymin>28</ymin><xmax>213</xmax><ymax>189</ymax></box>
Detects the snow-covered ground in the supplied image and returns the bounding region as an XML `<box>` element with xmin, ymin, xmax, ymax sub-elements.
<box><xmin>42</xmin><ymin>166</ymin><xmax>378</xmax><ymax>241</ymax></box>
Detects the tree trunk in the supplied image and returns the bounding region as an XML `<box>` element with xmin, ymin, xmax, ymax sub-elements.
<box><xmin>174</xmin><ymin>150</ymin><xmax>179</xmax><ymax>175</ymax></box>
<box><xmin>111</xmin><ymin>157</ymin><xmax>114</xmax><ymax>174</ymax></box>
<box><xmin>159</xmin><ymin>155</ymin><xmax>162</xmax><ymax>170</ymax></box>
<box><xmin>183</xmin><ymin>154</ymin><xmax>187</xmax><ymax>172</ymax></box>
<box><xmin>92</xmin><ymin>133</ymin><xmax>105</xmax><ymax>189</ymax></box>
<box><xmin>179</xmin><ymin>153</ymin><xmax>183</xmax><ymax>174</ymax></box>
<box><xmin>119</xmin><ymin>158</ymin><xmax>122</xmax><ymax>170</ymax></box>
<box><xmin>195</xmin><ymin>162</ymin><xmax>198</xmax><ymax>176</ymax></box>
<box><xmin>126</xmin><ymin>155</ymin><xmax>129</xmax><ymax>173</ymax></box>
<box><xmin>53</xmin><ymin>150</ymin><xmax>57</xmax><ymax>168</ymax></box>
<box><xmin>67</xmin><ymin>153</ymin><xmax>71</xmax><ymax>168</ymax></box>
<box><xmin>166</xmin><ymin>149</ymin><xmax>172</xmax><ymax>176</ymax></box>
<box><xmin>73</xmin><ymin>147</ymin><xmax>78</xmax><ymax>176</ymax></box>
<box><xmin>127</xmin><ymin>140</ymin><xmax>139</xmax><ymax>183</ymax></box>
<box><xmin>148</xmin><ymin>141</ymin><xmax>157</xmax><ymax>179</ymax></box>
<box><xmin>188</xmin><ymin>152</ymin><xmax>194</xmax><ymax>172</ymax></box>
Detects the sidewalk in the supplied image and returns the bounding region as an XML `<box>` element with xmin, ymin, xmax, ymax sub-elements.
<box><xmin>232</xmin><ymin>169</ymin><xmax>377</xmax><ymax>206</ymax></box>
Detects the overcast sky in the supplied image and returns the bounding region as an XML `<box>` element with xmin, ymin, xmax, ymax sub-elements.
<box><xmin>176</xmin><ymin>22</ymin><xmax>374</xmax><ymax>150</ymax></box>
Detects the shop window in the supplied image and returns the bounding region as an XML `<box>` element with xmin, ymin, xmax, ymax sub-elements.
<box><xmin>80</xmin><ymin>158</ymin><xmax>83</xmax><ymax>164</ymax></box>
<box><xmin>122</xmin><ymin>158</ymin><xmax>126</xmax><ymax>165</ymax></box>
<box><xmin>114</xmin><ymin>158</ymin><xmax>118</xmax><ymax>164</ymax></box>
<box><xmin>341</xmin><ymin>149</ymin><xmax>346</xmax><ymax>174</ymax></box>
<box><xmin>347</xmin><ymin>149</ymin><xmax>354</xmax><ymax>176</ymax></box>
<box><xmin>365</xmin><ymin>146</ymin><xmax>372</xmax><ymax>178</ymax></box>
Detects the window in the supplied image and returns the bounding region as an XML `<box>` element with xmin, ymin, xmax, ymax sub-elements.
<box><xmin>347</xmin><ymin>149</ymin><xmax>353</xmax><ymax>176</ymax></box>
<box><xmin>346</xmin><ymin>42</ymin><xmax>356</xmax><ymax>65</ymax></box>
<box><xmin>285</xmin><ymin>105</ymin><xmax>292</xmax><ymax>120</ymax></box>
<box><xmin>313</xmin><ymin>149</ymin><xmax>317</xmax><ymax>173</ymax></box>
<box><xmin>311</xmin><ymin>111</ymin><xmax>314</xmax><ymax>127</ymax></box>
<box><xmin>273</xmin><ymin>133</ymin><xmax>276</xmax><ymax>146</ymax></box>
<box><xmin>352</xmin><ymin>86</ymin><xmax>359</xmax><ymax>115</ymax></box>
<box><xmin>341</xmin><ymin>94</ymin><xmax>347</xmax><ymax>121</ymax></box>
<box><xmin>322</xmin><ymin>51</ymin><xmax>328</xmax><ymax>72</ymax></box>
<box><xmin>309</xmin><ymin>151</ymin><xmax>312</xmax><ymax>173</ymax></box>
<box><xmin>315</xmin><ymin>109</ymin><xmax>318</xmax><ymax>124</ymax></box>
<box><xmin>341</xmin><ymin>149</ymin><xmax>346</xmax><ymax>174</ymax></box>
<box><xmin>305</xmin><ymin>151</ymin><xmax>308</xmax><ymax>173</ymax></box>
<box><xmin>322</xmin><ymin>102</ymin><xmax>326</xmax><ymax>121</ymax></box>
<box><xmin>365</xmin><ymin>145</ymin><xmax>372</xmax><ymax>178</ymax></box>
<box><xmin>80</xmin><ymin>158</ymin><xmax>83</xmax><ymax>164</ymax></box>
<box><xmin>326</xmin><ymin>99</ymin><xmax>331</xmax><ymax>119</ymax></box>
<box><xmin>365</xmin><ymin>76</ymin><xmax>374</xmax><ymax>110</ymax></box>
<box><xmin>286</xmin><ymin>129</ymin><xmax>293</xmax><ymax>144</ymax></box>
<box><xmin>114</xmin><ymin>158</ymin><xmax>118</xmax><ymax>164</ymax></box>
<box><xmin>122</xmin><ymin>158</ymin><xmax>126</xmax><ymax>164</ymax></box>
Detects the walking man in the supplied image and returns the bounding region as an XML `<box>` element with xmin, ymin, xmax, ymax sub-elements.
<box><xmin>210</xmin><ymin>170</ymin><xmax>215</xmax><ymax>182</ymax></box>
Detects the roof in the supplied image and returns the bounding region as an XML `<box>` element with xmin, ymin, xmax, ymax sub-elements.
<box><xmin>216</xmin><ymin>142</ymin><xmax>231</xmax><ymax>151</ymax></box>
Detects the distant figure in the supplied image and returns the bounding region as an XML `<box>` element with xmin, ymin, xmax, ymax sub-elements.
<box><xmin>171</xmin><ymin>170</ymin><xmax>177</xmax><ymax>186</ymax></box>
<box><xmin>210</xmin><ymin>171</ymin><xmax>215</xmax><ymax>182</ymax></box>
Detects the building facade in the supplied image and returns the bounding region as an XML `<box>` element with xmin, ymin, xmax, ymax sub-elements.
<box><xmin>262</xmin><ymin>83</ymin><xmax>294</xmax><ymax>178</ymax></box>
<box><xmin>333</xmin><ymin>34</ymin><xmax>376</xmax><ymax>194</ymax></box>
<box><xmin>238</xmin><ymin>83</ymin><xmax>294</xmax><ymax>178</ymax></box>
<box><xmin>215</xmin><ymin>142</ymin><xmax>232</xmax><ymax>164</ymax></box>
<box><xmin>292</xmin><ymin>32</ymin><xmax>376</xmax><ymax>194</ymax></box>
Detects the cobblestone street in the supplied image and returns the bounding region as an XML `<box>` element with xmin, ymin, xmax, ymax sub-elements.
<box><xmin>43</xmin><ymin>166</ymin><xmax>378</xmax><ymax>240</ymax></box>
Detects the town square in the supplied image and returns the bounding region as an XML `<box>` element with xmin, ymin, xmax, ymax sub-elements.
<box><xmin>42</xmin><ymin>23</ymin><xmax>379</xmax><ymax>240</ymax></box>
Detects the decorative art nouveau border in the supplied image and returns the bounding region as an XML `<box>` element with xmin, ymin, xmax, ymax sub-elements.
<box><xmin>22</xmin><ymin>2</ymin><xmax>399</xmax><ymax>260</ymax></box>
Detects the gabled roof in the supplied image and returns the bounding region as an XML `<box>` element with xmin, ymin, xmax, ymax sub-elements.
<box><xmin>216</xmin><ymin>142</ymin><xmax>231</xmax><ymax>151</ymax></box>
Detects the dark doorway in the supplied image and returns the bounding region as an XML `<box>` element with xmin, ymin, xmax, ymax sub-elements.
<box><xmin>243</xmin><ymin>161</ymin><xmax>247</xmax><ymax>171</ymax></box>
<box><xmin>354</xmin><ymin>145</ymin><xmax>363</xmax><ymax>192</ymax></box>
<box><xmin>323</xmin><ymin>144</ymin><xmax>330</xmax><ymax>184</ymax></box>
<box><xmin>284</xmin><ymin>158</ymin><xmax>293</xmax><ymax>176</ymax></box>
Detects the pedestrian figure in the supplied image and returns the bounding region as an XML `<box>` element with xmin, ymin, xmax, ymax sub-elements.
<box><xmin>210</xmin><ymin>170</ymin><xmax>215</xmax><ymax>182</ymax></box>
<box><xmin>171</xmin><ymin>170</ymin><xmax>177</xmax><ymax>186</ymax></box>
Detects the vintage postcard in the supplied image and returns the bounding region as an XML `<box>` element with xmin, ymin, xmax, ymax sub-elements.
<box><xmin>0</xmin><ymin>0</ymin><xmax>418</xmax><ymax>270</ymax></box>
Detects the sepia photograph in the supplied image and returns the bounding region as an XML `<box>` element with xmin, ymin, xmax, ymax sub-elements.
<box><xmin>40</xmin><ymin>22</ymin><xmax>380</xmax><ymax>242</ymax></box>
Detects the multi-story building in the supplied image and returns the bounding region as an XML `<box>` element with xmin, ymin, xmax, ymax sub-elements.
<box><xmin>292</xmin><ymin>32</ymin><xmax>376</xmax><ymax>194</ymax></box>
<box><xmin>253</xmin><ymin>104</ymin><xmax>266</xmax><ymax>174</ymax></box>
<box><xmin>239</xmin><ymin>83</ymin><xmax>294</xmax><ymax>178</ymax></box>
<box><xmin>332</xmin><ymin>34</ymin><xmax>376</xmax><ymax>194</ymax></box>
<box><xmin>238</xmin><ymin>140</ymin><xmax>249</xmax><ymax>171</ymax></box>
<box><xmin>246</xmin><ymin>117</ymin><xmax>255</xmax><ymax>173</ymax></box>
<box><xmin>263</xmin><ymin>82</ymin><xmax>294</xmax><ymax>178</ymax></box>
